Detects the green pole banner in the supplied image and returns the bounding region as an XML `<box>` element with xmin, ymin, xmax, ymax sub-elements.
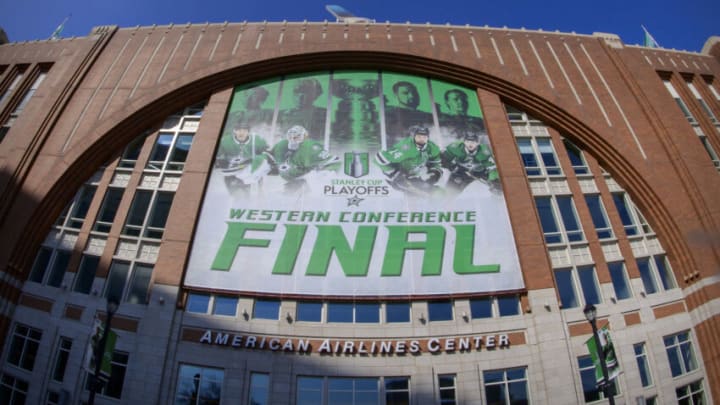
<box><xmin>585</xmin><ymin>325</ymin><xmax>620</xmax><ymax>385</ymax></box>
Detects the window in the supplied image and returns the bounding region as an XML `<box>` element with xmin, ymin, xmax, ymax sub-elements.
<box><xmin>327</xmin><ymin>302</ymin><xmax>380</xmax><ymax>323</ymax></box>
<box><xmin>563</xmin><ymin>139</ymin><xmax>590</xmax><ymax>175</ymax></box>
<box><xmin>212</xmin><ymin>296</ymin><xmax>238</xmax><ymax>316</ymax></box>
<box><xmin>664</xmin><ymin>331</ymin><xmax>698</xmax><ymax>377</ymax></box>
<box><xmin>174</xmin><ymin>364</ymin><xmax>223</xmax><ymax>405</ymax></box>
<box><xmin>66</xmin><ymin>184</ymin><xmax>98</xmax><ymax>230</ymax></box>
<box><xmin>51</xmin><ymin>337</ymin><xmax>72</xmax><ymax>382</ymax></box>
<box><xmin>118</xmin><ymin>134</ymin><xmax>148</xmax><ymax>169</ymax></box>
<box><xmin>428</xmin><ymin>300</ymin><xmax>453</xmax><ymax>321</ymax></box>
<box><xmin>633</xmin><ymin>343</ymin><xmax>653</xmax><ymax>388</ymax></box>
<box><xmin>0</xmin><ymin>68</ymin><xmax>26</xmax><ymax>106</ymax></box>
<box><xmin>554</xmin><ymin>268</ymin><xmax>578</xmax><ymax>308</ymax></box>
<box><xmin>248</xmin><ymin>373</ymin><xmax>270</xmax><ymax>405</ymax></box>
<box><xmin>93</xmin><ymin>188</ymin><xmax>124</xmax><ymax>233</ymax></box>
<box><xmin>577</xmin><ymin>266</ymin><xmax>601</xmax><ymax>305</ymax></box>
<box><xmin>607</xmin><ymin>262</ymin><xmax>632</xmax><ymax>300</ymax></box>
<box><xmin>146</xmin><ymin>132</ymin><xmax>194</xmax><ymax>171</ymax></box>
<box><xmin>483</xmin><ymin>367</ymin><xmax>529</xmax><ymax>405</ymax></box>
<box><xmin>85</xmin><ymin>351</ymin><xmax>128</xmax><ymax>399</ymax></box>
<box><xmin>384</xmin><ymin>377</ymin><xmax>410</xmax><ymax>405</ymax></box>
<box><xmin>104</xmin><ymin>260</ymin><xmax>154</xmax><ymax>304</ymax></box>
<box><xmin>297</xmin><ymin>376</ymin><xmax>324</xmax><ymax>405</ymax></box>
<box><xmin>612</xmin><ymin>193</ymin><xmax>639</xmax><ymax>236</ymax></box>
<box><xmin>534</xmin><ymin>196</ymin><xmax>584</xmax><ymax>244</ymax></box>
<box><xmin>516</xmin><ymin>138</ymin><xmax>561</xmax><ymax>176</ymax></box>
<box><xmin>0</xmin><ymin>374</ymin><xmax>28</xmax><ymax>404</ymax></box>
<box><xmin>73</xmin><ymin>254</ymin><xmax>100</xmax><ymax>294</ymax></box>
<box><xmin>585</xmin><ymin>195</ymin><xmax>613</xmax><ymax>239</ymax></box>
<box><xmin>385</xmin><ymin>302</ymin><xmax>410</xmax><ymax>323</ymax></box>
<box><xmin>636</xmin><ymin>255</ymin><xmax>676</xmax><ymax>295</ymax></box>
<box><xmin>676</xmin><ymin>380</ymin><xmax>705</xmax><ymax>404</ymax></box>
<box><xmin>438</xmin><ymin>374</ymin><xmax>457</xmax><ymax>405</ymax></box>
<box><xmin>664</xmin><ymin>80</ymin><xmax>696</xmax><ymax>123</ymax></box>
<box><xmin>29</xmin><ymin>248</ymin><xmax>71</xmax><ymax>287</ymax></box>
<box><xmin>578</xmin><ymin>355</ymin><xmax>618</xmax><ymax>403</ymax></box>
<box><xmin>328</xmin><ymin>377</ymin><xmax>378</xmax><ymax>404</ymax></box>
<box><xmin>122</xmin><ymin>190</ymin><xmax>174</xmax><ymax>239</ymax></box>
<box><xmin>470</xmin><ymin>297</ymin><xmax>493</xmax><ymax>318</ymax></box>
<box><xmin>296</xmin><ymin>301</ymin><xmax>322</xmax><ymax>322</ymax></box>
<box><xmin>253</xmin><ymin>299</ymin><xmax>280</xmax><ymax>320</ymax></box>
<box><xmin>0</xmin><ymin>68</ymin><xmax>47</xmax><ymax>143</ymax></box>
<box><xmin>6</xmin><ymin>323</ymin><xmax>42</xmax><ymax>371</ymax></box>
<box><xmin>687</xmin><ymin>81</ymin><xmax>717</xmax><ymax>123</ymax></box>
<box><xmin>497</xmin><ymin>296</ymin><xmax>520</xmax><ymax>316</ymax></box>
<box><xmin>186</xmin><ymin>293</ymin><xmax>211</xmax><ymax>313</ymax></box>
<box><xmin>28</xmin><ymin>247</ymin><xmax>52</xmax><ymax>283</ymax></box>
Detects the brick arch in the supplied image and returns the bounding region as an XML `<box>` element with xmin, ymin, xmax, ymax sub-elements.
<box><xmin>10</xmin><ymin>51</ymin><xmax>695</xmax><ymax>281</ymax></box>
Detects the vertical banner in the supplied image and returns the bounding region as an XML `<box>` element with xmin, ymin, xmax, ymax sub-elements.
<box><xmin>84</xmin><ymin>318</ymin><xmax>118</xmax><ymax>379</ymax></box>
<box><xmin>185</xmin><ymin>71</ymin><xmax>524</xmax><ymax>296</ymax></box>
<box><xmin>585</xmin><ymin>325</ymin><xmax>620</xmax><ymax>384</ymax></box>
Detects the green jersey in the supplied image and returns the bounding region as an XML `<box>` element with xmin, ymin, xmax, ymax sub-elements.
<box><xmin>266</xmin><ymin>139</ymin><xmax>339</xmax><ymax>180</ymax></box>
<box><xmin>375</xmin><ymin>136</ymin><xmax>442</xmax><ymax>180</ymax></box>
<box><xmin>441</xmin><ymin>141</ymin><xmax>498</xmax><ymax>184</ymax></box>
<box><xmin>218</xmin><ymin>134</ymin><xmax>269</xmax><ymax>170</ymax></box>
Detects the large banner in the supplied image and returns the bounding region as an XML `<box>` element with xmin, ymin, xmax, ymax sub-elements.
<box><xmin>185</xmin><ymin>71</ymin><xmax>523</xmax><ymax>296</ymax></box>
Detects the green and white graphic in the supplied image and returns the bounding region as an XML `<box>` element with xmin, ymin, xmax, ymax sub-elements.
<box><xmin>585</xmin><ymin>326</ymin><xmax>621</xmax><ymax>384</ymax></box>
<box><xmin>186</xmin><ymin>71</ymin><xmax>523</xmax><ymax>296</ymax></box>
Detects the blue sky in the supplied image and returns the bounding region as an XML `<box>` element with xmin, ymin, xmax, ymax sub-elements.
<box><xmin>1</xmin><ymin>0</ymin><xmax>717</xmax><ymax>52</ymax></box>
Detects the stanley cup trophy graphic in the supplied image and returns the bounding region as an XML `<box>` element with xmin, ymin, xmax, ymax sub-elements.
<box><xmin>331</xmin><ymin>78</ymin><xmax>380</xmax><ymax>150</ymax></box>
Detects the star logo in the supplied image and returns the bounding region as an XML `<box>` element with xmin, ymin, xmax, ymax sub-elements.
<box><xmin>347</xmin><ymin>196</ymin><xmax>364</xmax><ymax>207</ymax></box>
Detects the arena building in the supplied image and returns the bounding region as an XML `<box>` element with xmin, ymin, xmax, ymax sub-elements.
<box><xmin>0</xmin><ymin>19</ymin><xmax>719</xmax><ymax>404</ymax></box>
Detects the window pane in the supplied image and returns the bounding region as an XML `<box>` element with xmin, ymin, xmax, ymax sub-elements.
<box><xmin>517</xmin><ymin>139</ymin><xmax>540</xmax><ymax>176</ymax></box>
<box><xmin>636</xmin><ymin>258</ymin><xmax>658</xmax><ymax>294</ymax></box>
<box><xmin>52</xmin><ymin>337</ymin><xmax>72</xmax><ymax>382</ymax></box>
<box><xmin>146</xmin><ymin>192</ymin><xmax>174</xmax><ymax>238</ymax></box>
<box><xmin>94</xmin><ymin>188</ymin><xmax>124</xmax><ymax>232</ymax></box>
<box><xmin>654</xmin><ymin>255</ymin><xmax>676</xmax><ymax>290</ymax></box>
<box><xmin>355</xmin><ymin>303</ymin><xmax>380</xmax><ymax>323</ymax></box>
<box><xmin>470</xmin><ymin>297</ymin><xmax>493</xmax><ymax>318</ymax></box>
<box><xmin>607</xmin><ymin>262</ymin><xmax>631</xmax><ymax>300</ymax></box>
<box><xmin>126</xmin><ymin>264</ymin><xmax>153</xmax><ymax>304</ymax></box>
<box><xmin>535</xmin><ymin>197</ymin><xmax>561</xmax><ymax>244</ymax></box>
<box><xmin>249</xmin><ymin>373</ymin><xmax>270</xmax><ymax>405</ymax></box>
<box><xmin>29</xmin><ymin>247</ymin><xmax>52</xmax><ymax>283</ymax></box>
<box><xmin>69</xmin><ymin>185</ymin><xmax>97</xmax><ymax>228</ymax></box>
<box><xmin>104</xmin><ymin>261</ymin><xmax>130</xmax><ymax>300</ymax></box>
<box><xmin>327</xmin><ymin>302</ymin><xmax>353</xmax><ymax>323</ymax></box>
<box><xmin>563</xmin><ymin>139</ymin><xmax>589</xmax><ymax>175</ymax></box>
<box><xmin>577</xmin><ymin>266</ymin><xmax>601</xmax><ymax>305</ymax></box>
<box><xmin>253</xmin><ymin>299</ymin><xmax>280</xmax><ymax>320</ymax></box>
<box><xmin>213</xmin><ymin>296</ymin><xmax>238</xmax><ymax>316</ymax></box>
<box><xmin>296</xmin><ymin>302</ymin><xmax>322</xmax><ymax>322</ymax></box>
<box><xmin>612</xmin><ymin>193</ymin><xmax>638</xmax><ymax>236</ymax></box>
<box><xmin>585</xmin><ymin>195</ymin><xmax>613</xmax><ymax>239</ymax></box>
<box><xmin>187</xmin><ymin>294</ymin><xmax>210</xmax><ymax>313</ymax></box>
<box><xmin>74</xmin><ymin>255</ymin><xmax>100</xmax><ymax>294</ymax></box>
<box><xmin>47</xmin><ymin>250</ymin><xmax>72</xmax><ymax>288</ymax></box>
<box><xmin>497</xmin><ymin>296</ymin><xmax>519</xmax><ymax>316</ymax></box>
<box><xmin>428</xmin><ymin>301</ymin><xmax>453</xmax><ymax>321</ymax></box>
<box><xmin>148</xmin><ymin>133</ymin><xmax>174</xmax><ymax>165</ymax></box>
<box><xmin>557</xmin><ymin>196</ymin><xmax>583</xmax><ymax>242</ymax></box>
<box><xmin>385</xmin><ymin>302</ymin><xmax>410</xmax><ymax>323</ymax></box>
<box><xmin>169</xmin><ymin>134</ymin><xmax>193</xmax><ymax>164</ymax></box>
<box><xmin>297</xmin><ymin>376</ymin><xmax>323</xmax><ymax>405</ymax></box>
<box><xmin>125</xmin><ymin>191</ymin><xmax>152</xmax><ymax>233</ymax></box>
<box><xmin>537</xmin><ymin>138</ymin><xmax>561</xmax><ymax>175</ymax></box>
<box><xmin>555</xmin><ymin>269</ymin><xmax>578</xmax><ymax>308</ymax></box>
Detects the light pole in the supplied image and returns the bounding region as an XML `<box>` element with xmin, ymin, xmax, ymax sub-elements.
<box><xmin>88</xmin><ymin>297</ymin><xmax>119</xmax><ymax>405</ymax></box>
<box><xmin>583</xmin><ymin>303</ymin><xmax>615</xmax><ymax>405</ymax></box>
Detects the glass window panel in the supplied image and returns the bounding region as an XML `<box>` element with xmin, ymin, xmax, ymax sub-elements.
<box><xmin>634</xmin><ymin>343</ymin><xmax>653</xmax><ymax>387</ymax></box>
<box><xmin>69</xmin><ymin>185</ymin><xmax>97</xmax><ymax>228</ymax></box>
<box><xmin>47</xmin><ymin>250</ymin><xmax>72</xmax><ymax>287</ymax></box>
<box><xmin>537</xmin><ymin>138</ymin><xmax>561</xmax><ymax>175</ymax></box>
<box><xmin>517</xmin><ymin>138</ymin><xmax>541</xmax><ymax>176</ymax></box>
<box><xmin>148</xmin><ymin>133</ymin><xmax>174</xmax><ymax>165</ymax></box>
<box><xmin>104</xmin><ymin>261</ymin><xmax>130</xmax><ymax>300</ymax></box>
<box><xmin>169</xmin><ymin>134</ymin><xmax>193</xmax><ymax>164</ymax></box>
<box><xmin>578</xmin><ymin>266</ymin><xmax>601</xmax><ymax>305</ymax></box>
<box><xmin>654</xmin><ymin>255</ymin><xmax>676</xmax><ymax>290</ymax></box>
<box><xmin>607</xmin><ymin>262</ymin><xmax>631</xmax><ymax>300</ymax></box>
<box><xmin>612</xmin><ymin>193</ymin><xmax>638</xmax><ymax>236</ymax></box>
<box><xmin>636</xmin><ymin>258</ymin><xmax>658</xmax><ymax>294</ymax></box>
<box><xmin>52</xmin><ymin>337</ymin><xmax>72</xmax><ymax>382</ymax></box>
<box><xmin>470</xmin><ymin>297</ymin><xmax>493</xmax><ymax>318</ymax></box>
<box><xmin>213</xmin><ymin>296</ymin><xmax>238</xmax><ymax>316</ymax></box>
<box><xmin>119</xmin><ymin>135</ymin><xmax>146</xmax><ymax>168</ymax></box>
<box><xmin>29</xmin><ymin>247</ymin><xmax>52</xmax><ymax>283</ymax></box>
<box><xmin>248</xmin><ymin>373</ymin><xmax>269</xmax><ymax>405</ymax></box>
<box><xmin>146</xmin><ymin>192</ymin><xmax>174</xmax><ymax>238</ymax></box>
<box><xmin>385</xmin><ymin>302</ymin><xmax>410</xmax><ymax>323</ymax></box>
<box><xmin>296</xmin><ymin>301</ymin><xmax>322</xmax><ymax>322</ymax></box>
<box><xmin>555</xmin><ymin>269</ymin><xmax>578</xmax><ymax>308</ymax></box>
<box><xmin>297</xmin><ymin>377</ymin><xmax>323</xmax><ymax>405</ymax></box>
<box><xmin>535</xmin><ymin>197</ymin><xmax>561</xmax><ymax>244</ymax></box>
<box><xmin>497</xmin><ymin>296</ymin><xmax>520</xmax><ymax>316</ymax></box>
<box><xmin>124</xmin><ymin>191</ymin><xmax>152</xmax><ymax>235</ymax></box>
<box><xmin>327</xmin><ymin>302</ymin><xmax>353</xmax><ymax>323</ymax></box>
<box><xmin>428</xmin><ymin>301</ymin><xmax>453</xmax><ymax>321</ymax></box>
<box><xmin>585</xmin><ymin>195</ymin><xmax>613</xmax><ymax>239</ymax></box>
<box><xmin>186</xmin><ymin>293</ymin><xmax>210</xmax><ymax>313</ymax></box>
<box><xmin>508</xmin><ymin>381</ymin><xmax>529</xmax><ymax>404</ymax></box>
<box><xmin>484</xmin><ymin>385</ymin><xmax>504</xmax><ymax>404</ymax></box>
<box><xmin>74</xmin><ymin>254</ymin><xmax>100</xmax><ymax>294</ymax></box>
<box><xmin>126</xmin><ymin>264</ymin><xmax>153</xmax><ymax>304</ymax></box>
<box><xmin>563</xmin><ymin>139</ymin><xmax>589</xmax><ymax>175</ymax></box>
<box><xmin>94</xmin><ymin>188</ymin><xmax>124</xmax><ymax>233</ymax></box>
<box><xmin>253</xmin><ymin>299</ymin><xmax>280</xmax><ymax>320</ymax></box>
<box><xmin>557</xmin><ymin>196</ymin><xmax>584</xmax><ymax>242</ymax></box>
<box><xmin>355</xmin><ymin>303</ymin><xmax>380</xmax><ymax>323</ymax></box>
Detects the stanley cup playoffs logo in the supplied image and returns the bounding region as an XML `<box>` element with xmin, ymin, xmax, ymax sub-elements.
<box><xmin>344</xmin><ymin>151</ymin><xmax>369</xmax><ymax>178</ymax></box>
